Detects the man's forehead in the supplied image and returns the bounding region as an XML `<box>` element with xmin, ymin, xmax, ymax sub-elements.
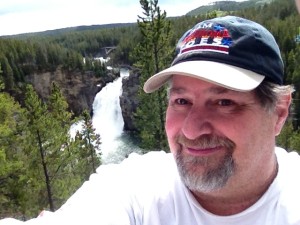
<box><xmin>169</xmin><ymin>79</ymin><xmax>238</xmax><ymax>95</ymax></box>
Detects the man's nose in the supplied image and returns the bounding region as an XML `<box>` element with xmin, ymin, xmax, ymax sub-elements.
<box><xmin>181</xmin><ymin>106</ymin><xmax>214</xmax><ymax>140</ymax></box>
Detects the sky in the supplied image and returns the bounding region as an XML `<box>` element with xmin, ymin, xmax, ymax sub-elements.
<box><xmin>0</xmin><ymin>0</ymin><xmax>245</xmax><ymax>36</ymax></box>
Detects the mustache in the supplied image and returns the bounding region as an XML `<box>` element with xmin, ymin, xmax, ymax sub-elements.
<box><xmin>176</xmin><ymin>134</ymin><xmax>236</xmax><ymax>150</ymax></box>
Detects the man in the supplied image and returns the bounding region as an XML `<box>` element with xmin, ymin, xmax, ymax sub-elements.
<box><xmin>1</xmin><ymin>15</ymin><xmax>300</xmax><ymax>225</ymax></box>
<box><xmin>143</xmin><ymin>15</ymin><xmax>299</xmax><ymax>223</ymax></box>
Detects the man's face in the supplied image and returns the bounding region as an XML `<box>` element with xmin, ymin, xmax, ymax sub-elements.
<box><xmin>165</xmin><ymin>75</ymin><xmax>282</xmax><ymax>193</ymax></box>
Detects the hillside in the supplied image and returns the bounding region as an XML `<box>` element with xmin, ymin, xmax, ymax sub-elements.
<box><xmin>3</xmin><ymin>23</ymin><xmax>136</xmax><ymax>39</ymax></box>
<box><xmin>186</xmin><ymin>0</ymin><xmax>273</xmax><ymax>16</ymax></box>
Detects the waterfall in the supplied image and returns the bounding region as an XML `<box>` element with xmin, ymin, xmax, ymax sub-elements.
<box><xmin>70</xmin><ymin>68</ymin><xmax>141</xmax><ymax>164</ymax></box>
<box><xmin>92</xmin><ymin>68</ymin><xmax>141</xmax><ymax>164</ymax></box>
<box><xmin>92</xmin><ymin>73</ymin><xmax>125</xmax><ymax>151</ymax></box>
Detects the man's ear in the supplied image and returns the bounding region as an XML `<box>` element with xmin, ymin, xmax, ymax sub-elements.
<box><xmin>275</xmin><ymin>93</ymin><xmax>292</xmax><ymax>136</ymax></box>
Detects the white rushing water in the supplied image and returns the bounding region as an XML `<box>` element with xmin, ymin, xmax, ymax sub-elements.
<box><xmin>92</xmin><ymin>68</ymin><xmax>141</xmax><ymax>164</ymax></box>
<box><xmin>92</xmin><ymin>72</ymin><xmax>125</xmax><ymax>151</ymax></box>
<box><xmin>71</xmin><ymin>68</ymin><xmax>141</xmax><ymax>164</ymax></box>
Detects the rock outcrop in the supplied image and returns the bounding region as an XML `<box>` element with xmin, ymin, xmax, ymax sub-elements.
<box><xmin>25</xmin><ymin>67</ymin><xmax>117</xmax><ymax>116</ymax></box>
<box><xmin>120</xmin><ymin>69</ymin><xmax>140</xmax><ymax>132</ymax></box>
<box><xmin>23</xmin><ymin>65</ymin><xmax>139</xmax><ymax>133</ymax></box>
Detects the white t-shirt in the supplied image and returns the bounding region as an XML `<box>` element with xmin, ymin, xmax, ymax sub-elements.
<box><xmin>1</xmin><ymin>147</ymin><xmax>300</xmax><ymax>225</ymax></box>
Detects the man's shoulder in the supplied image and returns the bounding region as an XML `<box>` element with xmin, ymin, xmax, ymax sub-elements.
<box><xmin>276</xmin><ymin>147</ymin><xmax>300</xmax><ymax>183</ymax></box>
<box><xmin>276</xmin><ymin>147</ymin><xmax>300</xmax><ymax>212</ymax></box>
<box><xmin>276</xmin><ymin>147</ymin><xmax>300</xmax><ymax>168</ymax></box>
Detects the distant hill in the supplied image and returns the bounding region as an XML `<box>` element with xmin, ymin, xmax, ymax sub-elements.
<box><xmin>186</xmin><ymin>0</ymin><xmax>273</xmax><ymax>16</ymax></box>
<box><xmin>2</xmin><ymin>23</ymin><xmax>136</xmax><ymax>39</ymax></box>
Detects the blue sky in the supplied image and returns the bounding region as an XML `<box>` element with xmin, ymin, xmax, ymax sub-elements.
<box><xmin>0</xmin><ymin>0</ymin><xmax>245</xmax><ymax>36</ymax></box>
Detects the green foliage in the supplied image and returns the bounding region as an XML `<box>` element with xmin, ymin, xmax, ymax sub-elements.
<box><xmin>73</xmin><ymin>110</ymin><xmax>102</xmax><ymax>180</ymax></box>
<box><xmin>0</xmin><ymin>55</ymin><xmax>14</xmax><ymax>90</ymax></box>
<box><xmin>0</xmin><ymin>91</ymin><xmax>28</xmax><ymax>219</ymax></box>
<box><xmin>23</xmin><ymin>84</ymin><xmax>62</xmax><ymax>212</ymax></box>
<box><xmin>21</xmin><ymin>84</ymin><xmax>87</xmax><ymax>216</ymax></box>
<box><xmin>93</xmin><ymin>60</ymin><xmax>107</xmax><ymax>78</ymax></box>
<box><xmin>131</xmin><ymin>0</ymin><xmax>172</xmax><ymax>152</ymax></box>
<box><xmin>0</xmin><ymin>75</ymin><xmax>103</xmax><ymax>219</ymax></box>
<box><xmin>276</xmin><ymin>120</ymin><xmax>295</xmax><ymax>151</ymax></box>
<box><xmin>277</xmin><ymin>120</ymin><xmax>300</xmax><ymax>154</ymax></box>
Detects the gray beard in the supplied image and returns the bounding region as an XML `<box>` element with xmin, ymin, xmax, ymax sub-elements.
<box><xmin>175</xmin><ymin>134</ymin><xmax>236</xmax><ymax>193</ymax></box>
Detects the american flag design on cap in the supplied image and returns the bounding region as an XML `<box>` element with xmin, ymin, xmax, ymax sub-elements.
<box><xmin>178</xmin><ymin>22</ymin><xmax>233</xmax><ymax>56</ymax></box>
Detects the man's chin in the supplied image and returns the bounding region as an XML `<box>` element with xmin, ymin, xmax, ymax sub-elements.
<box><xmin>175</xmin><ymin>150</ymin><xmax>235</xmax><ymax>192</ymax></box>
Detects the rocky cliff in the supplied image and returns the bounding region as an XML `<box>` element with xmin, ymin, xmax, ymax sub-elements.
<box><xmin>23</xmin><ymin>65</ymin><xmax>140</xmax><ymax>133</ymax></box>
<box><xmin>120</xmin><ymin>69</ymin><xmax>140</xmax><ymax>132</ymax></box>
<box><xmin>25</xmin><ymin>67</ymin><xmax>118</xmax><ymax>116</ymax></box>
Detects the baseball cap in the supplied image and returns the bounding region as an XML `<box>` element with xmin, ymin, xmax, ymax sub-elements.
<box><xmin>143</xmin><ymin>16</ymin><xmax>284</xmax><ymax>93</ymax></box>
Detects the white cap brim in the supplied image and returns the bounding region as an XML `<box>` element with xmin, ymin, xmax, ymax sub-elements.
<box><xmin>143</xmin><ymin>61</ymin><xmax>265</xmax><ymax>93</ymax></box>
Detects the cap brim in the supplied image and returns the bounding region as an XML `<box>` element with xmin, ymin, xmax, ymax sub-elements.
<box><xmin>143</xmin><ymin>61</ymin><xmax>265</xmax><ymax>93</ymax></box>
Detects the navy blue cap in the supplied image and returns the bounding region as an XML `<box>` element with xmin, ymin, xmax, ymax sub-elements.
<box><xmin>144</xmin><ymin>16</ymin><xmax>284</xmax><ymax>93</ymax></box>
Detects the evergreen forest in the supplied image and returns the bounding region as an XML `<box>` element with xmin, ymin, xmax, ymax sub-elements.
<box><xmin>0</xmin><ymin>0</ymin><xmax>300</xmax><ymax>220</ymax></box>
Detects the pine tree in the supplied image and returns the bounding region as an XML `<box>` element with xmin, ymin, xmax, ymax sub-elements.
<box><xmin>24</xmin><ymin>84</ymin><xmax>56</xmax><ymax>211</ymax></box>
<box><xmin>46</xmin><ymin>83</ymin><xmax>83</xmax><ymax>208</ymax></box>
<box><xmin>0</xmin><ymin>66</ymin><xmax>30</xmax><ymax>219</ymax></box>
<box><xmin>74</xmin><ymin>110</ymin><xmax>101</xmax><ymax>181</ymax></box>
<box><xmin>132</xmin><ymin>0</ymin><xmax>173</xmax><ymax>152</ymax></box>
<box><xmin>23</xmin><ymin>83</ymin><xmax>80</xmax><ymax>213</ymax></box>
<box><xmin>0</xmin><ymin>56</ymin><xmax>14</xmax><ymax>91</ymax></box>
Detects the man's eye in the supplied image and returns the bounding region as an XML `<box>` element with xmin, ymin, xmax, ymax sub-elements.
<box><xmin>175</xmin><ymin>98</ymin><xmax>189</xmax><ymax>105</ymax></box>
<box><xmin>217</xmin><ymin>99</ymin><xmax>234</xmax><ymax>106</ymax></box>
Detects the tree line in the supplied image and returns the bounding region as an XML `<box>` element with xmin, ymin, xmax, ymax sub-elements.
<box><xmin>0</xmin><ymin>0</ymin><xmax>300</xmax><ymax>220</ymax></box>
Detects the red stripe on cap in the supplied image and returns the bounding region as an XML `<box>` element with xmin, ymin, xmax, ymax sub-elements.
<box><xmin>181</xmin><ymin>45</ymin><xmax>229</xmax><ymax>54</ymax></box>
